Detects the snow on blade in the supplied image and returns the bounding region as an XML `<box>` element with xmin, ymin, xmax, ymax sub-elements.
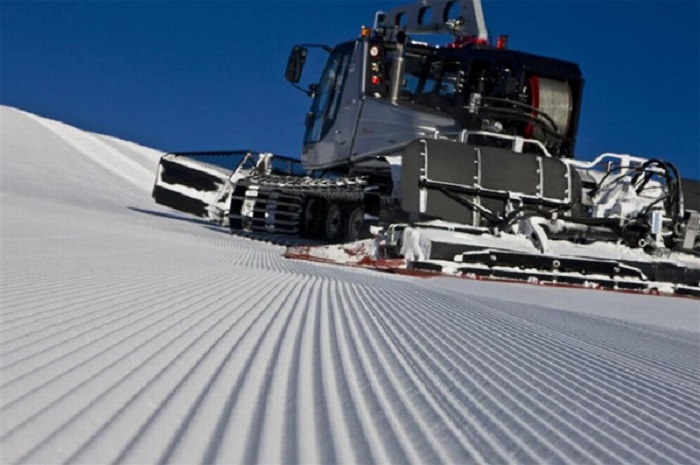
<box><xmin>1</xmin><ymin>105</ymin><xmax>699</xmax><ymax>464</ymax></box>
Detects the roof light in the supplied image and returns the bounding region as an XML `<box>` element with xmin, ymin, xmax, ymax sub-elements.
<box><xmin>361</xmin><ymin>26</ymin><xmax>372</xmax><ymax>38</ymax></box>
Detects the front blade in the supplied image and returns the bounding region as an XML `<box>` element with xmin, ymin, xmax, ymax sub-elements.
<box><xmin>152</xmin><ymin>150</ymin><xmax>256</xmax><ymax>220</ymax></box>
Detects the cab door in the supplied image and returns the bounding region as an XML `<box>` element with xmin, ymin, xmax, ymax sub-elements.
<box><xmin>302</xmin><ymin>41</ymin><xmax>361</xmax><ymax>169</ymax></box>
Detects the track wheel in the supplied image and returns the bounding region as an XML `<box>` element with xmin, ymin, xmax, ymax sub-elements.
<box><xmin>344</xmin><ymin>205</ymin><xmax>364</xmax><ymax>242</ymax></box>
<box><xmin>302</xmin><ymin>197</ymin><xmax>321</xmax><ymax>238</ymax></box>
<box><xmin>324</xmin><ymin>202</ymin><xmax>343</xmax><ymax>242</ymax></box>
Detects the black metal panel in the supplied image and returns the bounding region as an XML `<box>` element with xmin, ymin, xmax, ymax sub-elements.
<box><xmin>428</xmin><ymin>142</ymin><xmax>479</xmax><ymax>185</ymax></box>
<box><xmin>152</xmin><ymin>186</ymin><xmax>208</xmax><ymax>218</ymax></box>
<box><xmin>159</xmin><ymin>158</ymin><xmax>226</xmax><ymax>193</ymax></box>
<box><xmin>401</xmin><ymin>139</ymin><xmax>476</xmax><ymax>223</ymax></box>
<box><xmin>652</xmin><ymin>262</ymin><xmax>700</xmax><ymax>286</ymax></box>
<box><xmin>400</xmin><ymin>140</ymin><xmax>426</xmax><ymax>216</ymax></box>
<box><xmin>428</xmin><ymin>241</ymin><xmax>485</xmax><ymax>261</ymax></box>
<box><xmin>401</xmin><ymin>139</ymin><xmax>572</xmax><ymax>225</ymax></box>
<box><xmin>675</xmin><ymin>286</ymin><xmax>700</xmax><ymax>298</ymax></box>
<box><xmin>408</xmin><ymin>261</ymin><xmax>443</xmax><ymax>272</ymax></box>
<box><xmin>682</xmin><ymin>178</ymin><xmax>700</xmax><ymax>213</ymax></box>
<box><xmin>542</xmin><ymin>157</ymin><xmax>571</xmax><ymax>201</ymax></box>
<box><xmin>480</xmin><ymin>146</ymin><xmax>540</xmax><ymax>195</ymax></box>
<box><xmin>614</xmin><ymin>281</ymin><xmax>650</xmax><ymax>291</ymax></box>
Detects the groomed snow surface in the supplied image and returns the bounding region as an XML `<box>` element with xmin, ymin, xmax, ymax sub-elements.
<box><xmin>1</xmin><ymin>105</ymin><xmax>699</xmax><ymax>464</ymax></box>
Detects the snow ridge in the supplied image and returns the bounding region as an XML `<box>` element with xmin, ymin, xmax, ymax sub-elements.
<box><xmin>1</xmin><ymin>106</ymin><xmax>699</xmax><ymax>464</ymax></box>
<box><xmin>26</xmin><ymin>111</ymin><xmax>157</xmax><ymax>192</ymax></box>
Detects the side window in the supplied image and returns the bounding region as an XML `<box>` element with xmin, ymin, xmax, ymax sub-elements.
<box><xmin>422</xmin><ymin>61</ymin><xmax>441</xmax><ymax>94</ymax></box>
<box><xmin>304</xmin><ymin>44</ymin><xmax>353</xmax><ymax>146</ymax></box>
<box><xmin>402</xmin><ymin>71</ymin><xmax>421</xmax><ymax>96</ymax></box>
<box><xmin>415</xmin><ymin>60</ymin><xmax>461</xmax><ymax>111</ymax></box>
<box><xmin>385</xmin><ymin>51</ymin><xmax>426</xmax><ymax>100</ymax></box>
<box><xmin>436</xmin><ymin>62</ymin><xmax>460</xmax><ymax>102</ymax></box>
<box><xmin>423</xmin><ymin>61</ymin><xmax>460</xmax><ymax>99</ymax></box>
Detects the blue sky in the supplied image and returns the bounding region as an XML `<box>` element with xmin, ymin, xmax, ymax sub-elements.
<box><xmin>2</xmin><ymin>0</ymin><xmax>698</xmax><ymax>178</ymax></box>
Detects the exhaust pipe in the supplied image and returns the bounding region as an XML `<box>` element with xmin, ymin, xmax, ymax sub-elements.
<box><xmin>389</xmin><ymin>32</ymin><xmax>407</xmax><ymax>105</ymax></box>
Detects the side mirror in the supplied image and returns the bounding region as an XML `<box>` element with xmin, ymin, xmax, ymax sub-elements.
<box><xmin>285</xmin><ymin>46</ymin><xmax>308</xmax><ymax>84</ymax></box>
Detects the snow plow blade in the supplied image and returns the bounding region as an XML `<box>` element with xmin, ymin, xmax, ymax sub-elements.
<box><xmin>153</xmin><ymin>150</ymin><xmax>256</xmax><ymax>221</ymax></box>
<box><xmin>153</xmin><ymin>151</ymin><xmax>309</xmax><ymax>223</ymax></box>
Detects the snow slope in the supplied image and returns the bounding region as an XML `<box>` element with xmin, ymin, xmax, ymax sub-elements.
<box><xmin>1</xmin><ymin>105</ymin><xmax>699</xmax><ymax>464</ymax></box>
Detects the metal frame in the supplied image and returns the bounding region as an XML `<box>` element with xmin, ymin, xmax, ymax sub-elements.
<box><xmin>375</xmin><ymin>0</ymin><xmax>488</xmax><ymax>41</ymax></box>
